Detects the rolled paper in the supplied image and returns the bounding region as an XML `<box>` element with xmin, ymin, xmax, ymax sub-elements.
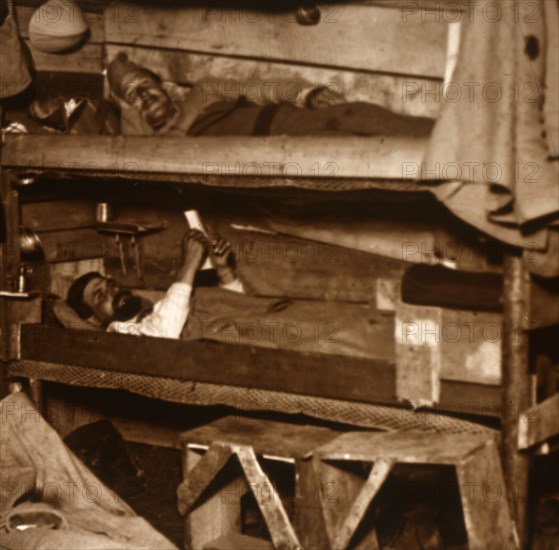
<box><xmin>184</xmin><ymin>210</ymin><xmax>214</xmax><ymax>271</ymax></box>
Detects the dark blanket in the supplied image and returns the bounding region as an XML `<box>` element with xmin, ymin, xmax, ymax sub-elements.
<box><xmin>402</xmin><ymin>264</ymin><xmax>503</xmax><ymax>312</ymax></box>
<box><xmin>183</xmin><ymin>287</ymin><xmax>394</xmax><ymax>359</ymax></box>
<box><xmin>188</xmin><ymin>98</ymin><xmax>434</xmax><ymax>137</ymax></box>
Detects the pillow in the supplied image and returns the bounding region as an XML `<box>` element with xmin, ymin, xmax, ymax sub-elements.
<box><xmin>46</xmin><ymin>296</ymin><xmax>101</xmax><ymax>331</ymax></box>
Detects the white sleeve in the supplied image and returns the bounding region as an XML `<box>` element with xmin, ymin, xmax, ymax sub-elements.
<box><xmin>137</xmin><ymin>282</ymin><xmax>193</xmax><ymax>339</ymax></box>
<box><xmin>220</xmin><ymin>278</ymin><xmax>246</xmax><ymax>294</ymax></box>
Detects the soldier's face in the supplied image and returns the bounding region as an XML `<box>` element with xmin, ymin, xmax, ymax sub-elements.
<box><xmin>122</xmin><ymin>72</ymin><xmax>175</xmax><ymax>130</ymax></box>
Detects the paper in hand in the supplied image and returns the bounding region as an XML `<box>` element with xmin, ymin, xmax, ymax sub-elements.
<box><xmin>184</xmin><ymin>210</ymin><xmax>214</xmax><ymax>271</ymax></box>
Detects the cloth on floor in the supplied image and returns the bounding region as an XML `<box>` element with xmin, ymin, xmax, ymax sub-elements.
<box><xmin>420</xmin><ymin>0</ymin><xmax>559</xmax><ymax>276</ymax></box>
<box><xmin>0</xmin><ymin>392</ymin><xmax>176</xmax><ymax>550</ymax></box>
<box><xmin>401</xmin><ymin>264</ymin><xmax>503</xmax><ymax>312</ymax></box>
<box><xmin>0</xmin><ymin>0</ymin><xmax>32</xmax><ymax>99</ymax></box>
<box><xmin>183</xmin><ymin>287</ymin><xmax>394</xmax><ymax>360</ymax></box>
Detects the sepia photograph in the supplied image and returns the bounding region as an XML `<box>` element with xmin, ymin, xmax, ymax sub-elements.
<box><xmin>0</xmin><ymin>1</ymin><xmax>558</xmax><ymax>548</ymax></box>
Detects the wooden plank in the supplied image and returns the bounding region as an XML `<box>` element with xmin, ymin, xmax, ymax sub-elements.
<box><xmin>22</xmin><ymin>199</ymin><xmax>97</xmax><ymax>232</ymax></box>
<box><xmin>501</xmin><ymin>254</ymin><xmax>531</xmax><ymax>548</ymax></box>
<box><xmin>104</xmin><ymin>208</ymin><xmax>409</xmax><ymax>302</ymax></box>
<box><xmin>294</xmin><ymin>458</ymin><xmax>331</xmax><ymax>549</ymax></box>
<box><xmin>20</xmin><ymin>325</ymin><xmax>398</xmax><ymax>405</ymax></box>
<box><xmin>1</xmin><ymin>134</ymin><xmax>429</xmax><ymax>180</ymax></box>
<box><xmin>178</xmin><ymin>416</ymin><xmax>339</xmax><ymax>460</ymax></box>
<box><xmin>455</xmin><ymin>439</ymin><xmax>517</xmax><ymax>549</ymax></box>
<box><xmin>518</xmin><ymin>394</ymin><xmax>559</xmax><ymax>450</ymax></box>
<box><xmin>105</xmin><ymin>2</ymin><xmax>448</xmax><ymax>79</ymax></box>
<box><xmin>183</xmin><ymin>448</ymin><xmax>247</xmax><ymax>550</ymax></box>
<box><xmin>395</xmin><ymin>301</ymin><xmax>503</xmax><ymax>405</ymax></box>
<box><xmin>211</xmin><ymin>224</ymin><xmax>408</xmax><ymax>303</ymax></box>
<box><xmin>236</xmin><ymin>445</ymin><xmax>302</xmax><ymax>550</ymax></box>
<box><xmin>177</xmin><ymin>444</ymin><xmax>234</xmax><ymax>515</ymax></box>
<box><xmin>438</xmin><ymin>381</ymin><xmax>502</xmax><ymax>418</ymax></box>
<box><xmin>203</xmin><ymin>533</ymin><xmax>273</xmax><ymax>550</ymax></box>
<box><xmin>333</xmin><ymin>460</ymin><xmax>392</xmax><ymax>549</ymax></box>
<box><xmin>23</xmin><ymin>39</ymin><xmax>103</xmax><ymax>73</ymax></box>
<box><xmin>315</xmin><ymin>432</ymin><xmax>491</xmax><ymax>464</ymax></box>
<box><xmin>36</xmin><ymin>227</ymin><xmax>108</xmax><ymax>263</ymax></box>
<box><xmin>105</xmin><ymin>45</ymin><xmax>441</xmax><ymax>119</ymax></box>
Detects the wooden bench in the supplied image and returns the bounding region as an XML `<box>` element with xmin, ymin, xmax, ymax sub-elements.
<box><xmin>312</xmin><ymin>431</ymin><xmax>517</xmax><ymax>550</ymax></box>
<box><xmin>176</xmin><ymin>416</ymin><xmax>341</xmax><ymax>550</ymax></box>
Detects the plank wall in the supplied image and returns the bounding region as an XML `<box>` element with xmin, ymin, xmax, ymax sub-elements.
<box><xmin>15</xmin><ymin>0</ymin><xmax>450</xmax><ymax>117</ymax></box>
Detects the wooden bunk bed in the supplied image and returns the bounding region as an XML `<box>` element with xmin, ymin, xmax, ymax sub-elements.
<box><xmin>0</xmin><ymin>131</ymin><xmax>536</xmax><ymax>549</ymax></box>
<box><xmin>2</xmin><ymin>1</ymin><xmax>556</xmax><ymax>547</ymax></box>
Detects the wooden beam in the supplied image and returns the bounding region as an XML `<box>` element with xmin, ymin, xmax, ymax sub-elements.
<box><xmin>105</xmin><ymin>2</ymin><xmax>448</xmax><ymax>79</ymax></box>
<box><xmin>518</xmin><ymin>394</ymin><xmax>559</xmax><ymax>451</ymax></box>
<box><xmin>23</xmin><ymin>40</ymin><xmax>103</xmax><ymax>74</ymax></box>
<box><xmin>20</xmin><ymin>325</ymin><xmax>398</xmax><ymax>405</ymax></box>
<box><xmin>501</xmin><ymin>253</ymin><xmax>531</xmax><ymax>548</ymax></box>
<box><xmin>1</xmin><ymin>134</ymin><xmax>428</xmax><ymax>180</ymax></box>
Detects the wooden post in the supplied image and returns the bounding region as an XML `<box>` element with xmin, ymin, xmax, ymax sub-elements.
<box><xmin>501</xmin><ymin>252</ymin><xmax>531</xmax><ymax>548</ymax></box>
<box><xmin>1</xmin><ymin>171</ymin><xmax>21</xmax><ymax>395</ymax></box>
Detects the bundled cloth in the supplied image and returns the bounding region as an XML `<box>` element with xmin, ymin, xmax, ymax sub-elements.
<box><xmin>0</xmin><ymin>392</ymin><xmax>176</xmax><ymax>550</ymax></box>
<box><xmin>421</xmin><ymin>0</ymin><xmax>559</xmax><ymax>277</ymax></box>
<box><xmin>0</xmin><ymin>0</ymin><xmax>32</xmax><ymax>99</ymax></box>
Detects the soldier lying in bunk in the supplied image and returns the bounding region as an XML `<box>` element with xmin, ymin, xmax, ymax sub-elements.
<box><xmin>64</xmin><ymin>230</ymin><xmax>391</xmax><ymax>358</ymax></box>
<box><xmin>108</xmin><ymin>52</ymin><xmax>433</xmax><ymax>138</ymax></box>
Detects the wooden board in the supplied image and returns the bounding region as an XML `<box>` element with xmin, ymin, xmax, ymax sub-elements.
<box><xmin>395</xmin><ymin>300</ymin><xmax>503</xmax><ymax>405</ymax></box>
<box><xmin>105</xmin><ymin>45</ymin><xmax>442</xmax><ymax>119</ymax></box>
<box><xmin>103</xmin><ymin>205</ymin><xmax>410</xmax><ymax>302</ymax></box>
<box><xmin>20</xmin><ymin>325</ymin><xmax>398</xmax><ymax>405</ymax></box>
<box><xmin>105</xmin><ymin>2</ymin><xmax>448</xmax><ymax>79</ymax></box>
<box><xmin>2</xmin><ymin>134</ymin><xmax>429</xmax><ymax>180</ymax></box>
<box><xmin>315</xmin><ymin>431</ymin><xmax>491</xmax><ymax>464</ymax></box>
<box><xmin>518</xmin><ymin>394</ymin><xmax>559</xmax><ymax>450</ymax></box>
<box><xmin>23</xmin><ymin>40</ymin><xmax>103</xmax><ymax>74</ymax></box>
<box><xmin>179</xmin><ymin>416</ymin><xmax>340</xmax><ymax>459</ymax></box>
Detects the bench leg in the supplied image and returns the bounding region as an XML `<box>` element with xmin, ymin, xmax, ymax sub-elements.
<box><xmin>182</xmin><ymin>446</ymin><xmax>247</xmax><ymax>550</ymax></box>
<box><xmin>313</xmin><ymin>457</ymin><xmax>389</xmax><ymax>550</ymax></box>
<box><xmin>456</xmin><ymin>439</ymin><xmax>518</xmax><ymax>550</ymax></box>
<box><xmin>294</xmin><ymin>458</ymin><xmax>330</xmax><ymax>550</ymax></box>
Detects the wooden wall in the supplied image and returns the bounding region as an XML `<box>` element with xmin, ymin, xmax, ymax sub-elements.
<box><xmin>14</xmin><ymin>0</ymin><xmax>457</xmax><ymax>302</ymax></box>
<box><xmin>15</xmin><ymin>0</ymin><xmax>449</xmax><ymax>117</ymax></box>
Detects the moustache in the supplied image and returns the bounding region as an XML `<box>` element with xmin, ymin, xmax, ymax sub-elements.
<box><xmin>112</xmin><ymin>291</ymin><xmax>145</xmax><ymax>322</ymax></box>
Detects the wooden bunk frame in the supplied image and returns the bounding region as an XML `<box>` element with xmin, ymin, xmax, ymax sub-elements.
<box><xmin>0</xmin><ymin>136</ymin><xmax>534</xmax><ymax>545</ymax></box>
<box><xmin>0</xmin><ymin>1</ymin><xmax>545</xmax><ymax>545</ymax></box>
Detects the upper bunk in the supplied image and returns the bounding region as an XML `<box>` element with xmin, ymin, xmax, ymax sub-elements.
<box><xmin>0</xmin><ymin>0</ymin><xmax>454</xmax><ymax>191</ymax></box>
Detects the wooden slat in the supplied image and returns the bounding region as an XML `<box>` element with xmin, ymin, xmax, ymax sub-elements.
<box><xmin>203</xmin><ymin>533</ymin><xmax>273</xmax><ymax>550</ymax></box>
<box><xmin>23</xmin><ymin>40</ymin><xmax>103</xmax><ymax>73</ymax></box>
<box><xmin>36</xmin><ymin>228</ymin><xmax>107</xmax><ymax>263</ymax></box>
<box><xmin>315</xmin><ymin>432</ymin><xmax>491</xmax><ymax>464</ymax></box>
<box><xmin>2</xmin><ymin>134</ymin><xmax>428</xmax><ymax>180</ymax></box>
<box><xmin>179</xmin><ymin>416</ymin><xmax>340</xmax><ymax>460</ymax></box>
<box><xmin>518</xmin><ymin>394</ymin><xmax>559</xmax><ymax>450</ymax></box>
<box><xmin>105</xmin><ymin>45</ymin><xmax>441</xmax><ymax>119</ymax></box>
<box><xmin>20</xmin><ymin>325</ymin><xmax>398</xmax><ymax>405</ymax></box>
<box><xmin>438</xmin><ymin>380</ymin><xmax>502</xmax><ymax>418</ymax></box>
<box><xmin>105</xmin><ymin>2</ymin><xmax>448</xmax><ymax>79</ymax></box>
<box><xmin>22</xmin><ymin>200</ymin><xmax>97</xmax><ymax>232</ymax></box>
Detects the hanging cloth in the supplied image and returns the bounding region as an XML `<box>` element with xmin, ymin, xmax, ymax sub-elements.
<box><xmin>0</xmin><ymin>0</ymin><xmax>32</xmax><ymax>99</ymax></box>
<box><xmin>421</xmin><ymin>0</ymin><xmax>559</xmax><ymax>276</ymax></box>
